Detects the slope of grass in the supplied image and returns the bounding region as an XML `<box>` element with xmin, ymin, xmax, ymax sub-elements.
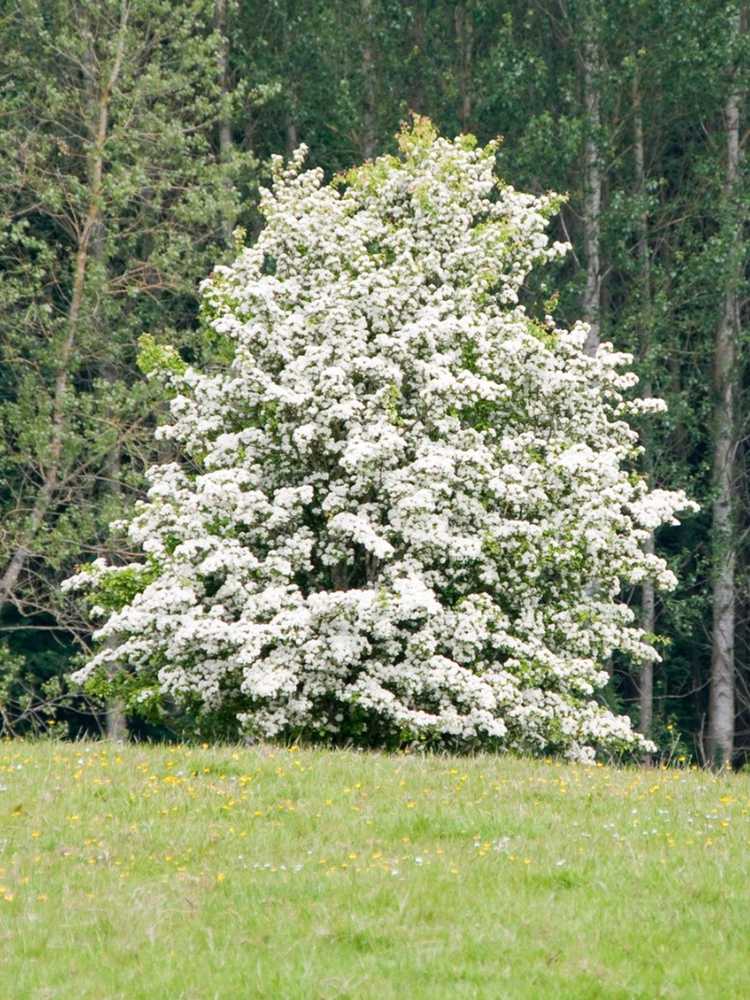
<box><xmin>0</xmin><ymin>741</ymin><xmax>748</xmax><ymax>999</ymax></box>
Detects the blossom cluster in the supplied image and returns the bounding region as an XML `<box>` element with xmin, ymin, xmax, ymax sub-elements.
<box><xmin>67</xmin><ymin>121</ymin><xmax>695</xmax><ymax>760</ymax></box>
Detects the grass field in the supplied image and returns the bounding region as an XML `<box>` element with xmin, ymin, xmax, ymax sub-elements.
<box><xmin>1</xmin><ymin>742</ymin><xmax>748</xmax><ymax>999</ymax></box>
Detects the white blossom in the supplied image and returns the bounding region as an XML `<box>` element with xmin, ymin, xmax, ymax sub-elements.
<box><xmin>66</xmin><ymin>122</ymin><xmax>697</xmax><ymax>759</ymax></box>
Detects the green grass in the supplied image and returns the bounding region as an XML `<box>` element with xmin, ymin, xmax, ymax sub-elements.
<box><xmin>1</xmin><ymin>742</ymin><xmax>748</xmax><ymax>999</ymax></box>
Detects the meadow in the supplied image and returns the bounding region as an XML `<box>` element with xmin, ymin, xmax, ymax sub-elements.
<box><xmin>1</xmin><ymin>741</ymin><xmax>748</xmax><ymax>999</ymax></box>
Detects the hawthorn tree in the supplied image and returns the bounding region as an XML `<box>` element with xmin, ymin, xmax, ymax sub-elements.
<box><xmin>66</xmin><ymin>121</ymin><xmax>695</xmax><ymax>761</ymax></box>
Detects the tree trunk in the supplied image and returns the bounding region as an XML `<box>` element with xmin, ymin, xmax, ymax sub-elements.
<box><xmin>360</xmin><ymin>0</ymin><xmax>376</xmax><ymax>159</ymax></box>
<box><xmin>101</xmin><ymin>371</ymin><xmax>128</xmax><ymax>740</ymax></box>
<box><xmin>106</xmin><ymin>700</ymin><xmax>128</xmax><ymax>740</ymax></box>
<box><xmin>581</xmin><ymin>20</ymin><xmax>602</xmax><ymax>355</ymax></box>
<box><xmin>640</xmin><ymin>534</ymin><xmax>655</xmax><ymax>742</ymax></box>
<box><xmin>455</xmin><ymin>3</ymin><xmax>474</xmax><ymax>132</ymax></box>
<box><xmin>285</xmin><ymin>117</ymin><xmax>299</xmax><ymax>157</ymax></box>
<box><xmin>215</xmin><ymin>0</ymin><xmax>234</xmax><ymax>246</ymax></box>
<box><xmin>89</xmin><ymin>29</ymin><xmax>128</xmax><ymax>741</ymax></box>
<box><xmin>578</xmin><ymin>8</ymin><xmax>606</xmax><ymax>672</ymax></box>
<box><xmin>707</xmin><ymin>8</ymin><xmax>743</xmax><ymax>770</ymax></box>
<box><xmin>632</xmin><ymin>64</ymin><xmax>656</xmax><ymax>746</ymax></box>
<box><xmin>408</xmin><ymin>0</ymin><xmax>426</xmax><ymax>114</ymax></box>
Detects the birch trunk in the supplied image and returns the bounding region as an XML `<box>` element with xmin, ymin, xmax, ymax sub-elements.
<box><xmin>579</xmin><ymin>10</ymin><xmax>606</xmax><ymax>671</ymax></box>
<box><xmin>707</xmin><ymin>8</ymin><xmax>743</xmax><ymax>769</ymax></box>
<box><xmin>582</xmin><ymin>22</ymin><xmax>601</xmax><ymax>355</ymax></box>
<box><xmin>360</xmin><ymin>0</ymin><xmax>376</xmax><ymax>159</ymax></box>
<box><xmin>88</xmin><ymin>32</ymin><xmax>127</xmax><ymax>741</ymax></box>
<box><xmin>215</xmin><ymin>0</ymin><xmax>234</xmax><ymax>246</ymax></box>
<box><xmin>632</xmin><ymin>65</ymin><xmax>656</xmax><ymax>745</ymax></box>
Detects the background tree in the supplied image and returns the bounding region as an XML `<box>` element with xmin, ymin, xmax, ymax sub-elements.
<box><xmin>0</xmin><ymin>0</ymin><xmax>257</xmax><ymax>732</ymax></box>
<box><xmin>707</xmin><ymin>4</ymin><xmax>747</xmax><ymax>767</ymax></box>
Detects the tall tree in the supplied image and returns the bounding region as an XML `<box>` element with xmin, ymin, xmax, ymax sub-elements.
<box><xmin>707</xmin><ymin>4</ymin><xmax>745</xmax><ymax>768</ymax></box>
<box><xmin>0</xmin><ymin>0</ymin><xmax>253</xmax><ymax>729</ymax></box>
<box><xmin>215</xmin><ymin>0</ymin><xmax>235</xmax><ymax>246</ymax></box>
<box><xmin>360</xmin><ymin>0</ymin><xmax>378</xmax><ymax>159</ymax></box>
<box><xmin>580</xmin><ymin>2</ymin><xmax>603</xmax><ymax>354</ymax></box>
<box><xmin>631</xmin><ymin>53</ymin><xmax>657</xmax><ymax>743</ymax></box>
<box><xmin>454</xmin><ymin>2</ymin><xmax>475</xmax><ymax>132</ymax></box>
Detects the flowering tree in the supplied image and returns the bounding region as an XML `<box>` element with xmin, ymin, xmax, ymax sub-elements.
<box><xmin>65</xmin><ymin>120</ymin><xmax>695</xmax><ymax>761</ymax></box>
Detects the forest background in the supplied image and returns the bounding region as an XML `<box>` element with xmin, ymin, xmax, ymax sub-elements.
<box><xmin>0</xmin><ymin>0</ymin><xmax>748</xmax><ymax>765</ymax></box>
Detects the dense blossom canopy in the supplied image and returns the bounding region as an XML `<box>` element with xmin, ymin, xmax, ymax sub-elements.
<box><xmin>66</xmin><ymin>121</ymin><xmax>695</xmax><ymax>761</ymax></box>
